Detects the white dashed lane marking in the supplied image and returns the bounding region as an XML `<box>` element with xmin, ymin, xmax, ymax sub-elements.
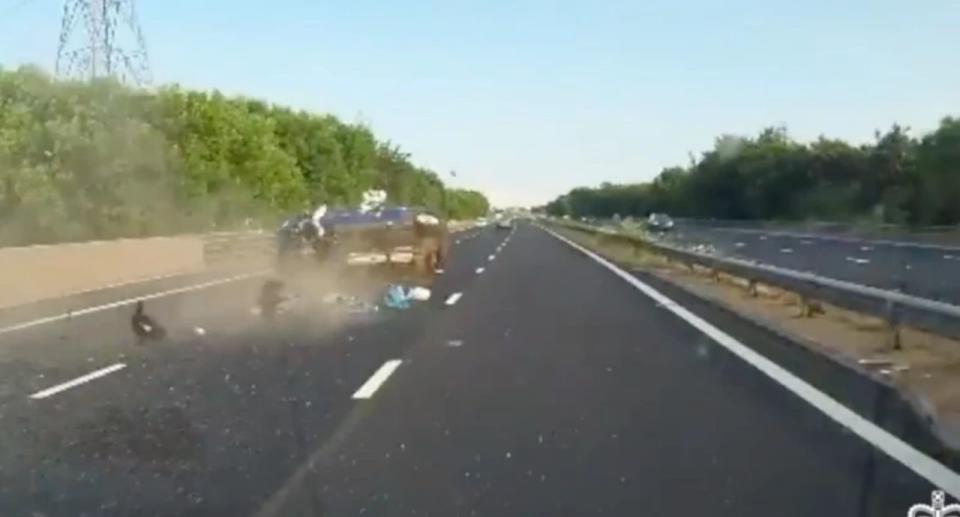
<box><xmin>30</xmin><ymin>363</ymin><xmax>127</xmax><ymax>400</ymax></box>
<box><xmin>445</xmin><ymin>292</ymin><xmax>463</xmax><ymax>306</ymax></box>
<box><xmin>352</xmin><ymin>360</ymin><xmax>403</xmax><ymax>400</ymax></box>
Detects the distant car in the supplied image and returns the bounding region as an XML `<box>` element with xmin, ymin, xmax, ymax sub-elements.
<box><xmin>646</xmin><ymin>213</ymin><xmax>675</xmax><ymax>232</ymax></box>
<box><xmin>476</xmin><ymin>218</ymin><xmax>489</xmax><ymax>227</ymax></box>
<box><xmin>496</xmin><ymin>218</ymin><xmax>513</xmax><ymax>229</ymax></box>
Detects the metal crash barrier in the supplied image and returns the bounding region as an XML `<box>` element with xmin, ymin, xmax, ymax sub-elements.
<box><xmin>548</xmin><ymin>219</ymin><xmax>960</xmax><ymax>348</ymax></box>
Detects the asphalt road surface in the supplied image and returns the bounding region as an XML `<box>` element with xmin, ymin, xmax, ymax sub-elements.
<box><xmin>660</xmin><ymin>222</ymin><xmax>960</xmax><ymax>304</ymax></box>
<box><xmin>0</xmin><ymin>222</ymin><xmax>954</xmax><ymax>516</ymax></box>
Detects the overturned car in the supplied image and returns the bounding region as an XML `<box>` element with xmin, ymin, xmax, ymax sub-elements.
<box><xmin>276</xmin><ymin>190</ymin><xmax>450</xmax><ymax>278</ymax></box>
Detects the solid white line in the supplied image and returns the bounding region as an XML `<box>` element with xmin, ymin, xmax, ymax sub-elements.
<box><xmin>42</xmin><ymin>270</ymin><xmax>193</xmax><ymax>299</ymax></box>
<box><xmin>445</xmin><ymin>292</ymin><xmax>463</xmax><ymax>306</ymax></box>
<box><xmin>352</xmin><ymin>360</ymin><xmax>403</xmax><ymax>399</ymax></box>
<box><xmin>543</xmin><ymin>227</ymin><xmax>960</xmax><ymax>497</ymax></box>
<box><xmin>0</xmin><ymin>270</ymin><xmax>268</xmax><ymax>337</ymax></box>
<box><xmin>475</xmin><ymin>267</ymin><xmax>485</xmax><ymax>274</ymax></box>
<box><xmin>30</xmin><ymin>363</ymin><xmax>127</xmax><ymax>399</ymax></box>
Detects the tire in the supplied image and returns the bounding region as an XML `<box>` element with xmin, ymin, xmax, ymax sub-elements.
<box><xmin>415</xmin><ymin>239</ymin><xmax>441</xmax><ymax>275</ymax></box>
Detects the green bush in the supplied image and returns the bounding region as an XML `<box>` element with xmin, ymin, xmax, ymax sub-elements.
<box><xmin>0</xmin><ymin>66</ymin><xmax>490</xmax><ymax>246</ymax></box>
<box><xmin>546</xmin><ymin>123</ymin><xmax>960</xmax><ymax>227</ymax></box>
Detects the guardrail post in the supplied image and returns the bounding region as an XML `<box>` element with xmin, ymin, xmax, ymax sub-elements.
<box><xmin>798</xmin><ymin>295</ymin><xmax>823</xmax><ymax>318</ymax></box>
<box><xmin>885</xmin><ymin>299</ymin><xmax>902</xmax><ymax>351</ymax></box>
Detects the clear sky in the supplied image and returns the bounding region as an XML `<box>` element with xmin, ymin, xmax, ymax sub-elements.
<box><xmin>3</xmin><ymin>0</ymin><xmax>959</xmax><ymax>206</ymax></box>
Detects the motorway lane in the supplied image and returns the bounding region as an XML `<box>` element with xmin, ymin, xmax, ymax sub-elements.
<box><xmin>662</xmin><ymin>223</ymin><xmax>960</xmax><ymax>304</ymax></box>
<box><xmin>0</xmin><ymin>225</ymin><xmax>509</xmax><ymax>516</ymax></box>
<box><xmin>0</xmin><ymin>221</ymin><xmax>952</xmax><ymax>516</ymax></box>
<box><xmin>261</xmin><ymin>223</ymin><xmax>940</xmax><ymax>516</ymax></box>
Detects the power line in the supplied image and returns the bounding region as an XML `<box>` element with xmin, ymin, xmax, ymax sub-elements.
<box><xmin>55</xmin><ymin>0</ymin><xmax>151</xmax><ymax>85</ymax></box>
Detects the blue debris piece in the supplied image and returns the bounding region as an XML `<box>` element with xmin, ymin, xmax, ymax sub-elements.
<box><xmin>383</xmin><ymin>284</ymin><xmax>412</xmax><ymax>310</ymax></box>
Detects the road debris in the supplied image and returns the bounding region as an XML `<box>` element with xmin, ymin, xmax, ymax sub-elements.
<box><xmin>257</xmin><ymin>279</ymin><xmax>294</xmax><ymax>318</ymax></box>
<box><xmin>383</xmin><ymin>285</ymin><xmax>411</xmax><ymax>310</ymax></box>
<box><xmin>131</xmin><ymin>301</ymin><xmax>166</xmax><ymax>343</ymax></box>
<box><xmin>323</xmin><ymin>293</ymin><xmax>379</xmax><ymax>314</ymax></box>
<box><xmin>382</xmin><ymin>284</ymin><xmax>432</xmax><ymax>309</ymax></box>
<box><xmin>408</xmin><ymin>287</ymin><xmax>432</xmax><ymax>301</ymax></box>
<box><xmin>688</xmin><ymin>244</ymin><xmax>719</xmax><ymax>256</ymax></box>
<box><xmin>858</xmin><ymin>358</ymin><xmax>894</xmax><ymax>367</ymax></box>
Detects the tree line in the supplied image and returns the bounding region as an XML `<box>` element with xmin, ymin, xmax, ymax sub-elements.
<box><xmin>0</xmin><ymin>65</ymin><xmax>489</xmax><ymax>247</ymax></box>
<box><xmin>545</xmin><ymin>121</ymin><xmax>960</xmax><ymax>227</ymax></box>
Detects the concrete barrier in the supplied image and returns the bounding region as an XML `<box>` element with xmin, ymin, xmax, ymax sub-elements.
<box><xmin>0</xmin><ymin>236</ymin><xmax>205</xmax><ymax>309</ymax></box>
<box><xmin>0</xmin><ymin>219</ymin><xmax>475</xmax><ymax>309</ymax></box>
